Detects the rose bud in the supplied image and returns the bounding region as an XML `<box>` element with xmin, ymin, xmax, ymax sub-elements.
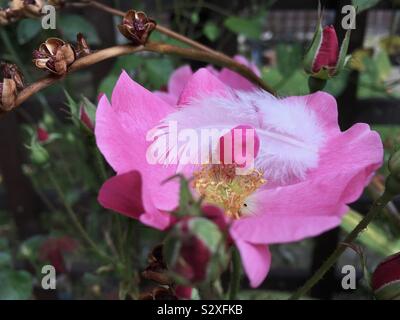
<box><xmin>79</xmin><ymin>104</ymin><xmax>95</xmax><ymax>132</ymax></box>
<box><xmin>33</xmin><ymin>38</ymin><xmax>76</xmax><ymax>75</ymax></box>
<box><xmin>75</xmin><ymin>33</ymin><xmax>91</xmax><ymax>58</ymax></box>
<box><xmin>39</xmin><ymin>236</ymin><xmax>78</xmax><ymax>273</ymax></box>
<box><xmin>1</xmin><ymin>62</ymin><xmax>24</xmax><ymax>90</ymax></box>
<box><xmin>163</xmin><ymin>217</ymin><xmax>228</xmax><ymax>285</ymax></box>
<box><xmin>0</xmin><ymin>78</ymin><xmax>18</xmax><ymax>111</ymax></box>
<box><xmin>304</xmin><ymin>8</ymin><xmax>351</xmax><ymax>82</ymax></box>
<box><xmin>37</xmin><ymin>127</ymin><xmax>49</xmax><ymax>143</ymax></box>
<box><xmin>118</xmin><ymin>10</ymin><xmax>156</xmax><ymax>46</ymax></box>
<box><xmin>372</xmin><ymin>252</ymin><xmax>400</xmax><ymax>300</ymax></box>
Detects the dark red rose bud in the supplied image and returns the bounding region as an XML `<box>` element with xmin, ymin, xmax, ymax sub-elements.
<box><xmin>79</xmin><ymin>104</ymin><xmax>95</xmax><ymax>132</ymax></box>
<box><xmin>118</xmin><ymin>10</ymin><xmax>156</xmax><ymax>45</ymax></box>
<box><xmin>37</xmin><ymin>127</ymin><xmax>49</xmax><ymax>143</ymax></box>
<box><xmin>312</xmin><ymin>26</ymin><xmax>339</xmax><ymax>73</ymax></box>
<box><xmin>304</xmin><ymin>8</ymin><xmax>351</xmax><ymax>81</ymax></box>
<box><xmin>372</xmin><ymin>252</ymin><xmax>400</xmax><ymax>300</ymax></box>
<box><xmin>33</xmin><ymin>38</ymin><xmax>76</xmax><ymax>75</ymax></box>
<box><xmin>39</xmin><ymin>236</ymin><xmax>78</xmax><ymax>273</ymax></box>
<box><xmin>174</xmin><ymin>224</ymin><xmax>212</xmax><ymax>283</ymax></box>
<box><xmin>163</xmin><ymin>216</ymin><xmax>228</xmax><ymax>285</ymax></box>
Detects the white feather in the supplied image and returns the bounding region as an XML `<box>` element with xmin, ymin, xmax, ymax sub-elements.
<box><xmin>148</xmin><ymin>89</ymin><xmax>326</xmax><ymax>183</ymax></box>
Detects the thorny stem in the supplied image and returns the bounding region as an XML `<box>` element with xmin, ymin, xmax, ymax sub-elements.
<box><xmin>289</xmin><ymin>189</ymin><xmax>394</xmax><ymax>300</ymax></box>
<box><xmin>0</xmin><ymin>41</ymin><xmax>273</xmax><ymax>116</ymax></box>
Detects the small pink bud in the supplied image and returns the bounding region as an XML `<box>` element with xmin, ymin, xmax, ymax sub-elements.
<box><xmin>37</xmin><ymin>127</ymin><xmax>49</xmax><ymax>142</ymax></box>
<box><xmin>79</xmin><ymin>105</ymin><xmax>94</xmax><ymax>132</ymax></box>
<box><xmin>312</xmin><ymin>26</ymin><xmax>339</xmax><ymax>73</ymax></box>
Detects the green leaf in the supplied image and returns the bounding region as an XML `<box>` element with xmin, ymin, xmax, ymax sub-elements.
<box><xmin>224</xmin><ymin>15</ymin><xmax>263</xmax><ymax>40</ymax></box>
<box><xmin>203</xmin><ymin>22</ymin><xmax>220</xmax><ymax>42</ymax></box>
<box><xmin>58</xmin><ymin>15</ymin><xmax>100</xmax><ymax>45</ymax></box>
<box><xmin>0</xmin><ymin>270</ymin><xmax>33</xmax><ymax>300</ymax></box>
<box><xmin>16</xmin><ymin>19</ymin><xmax>42</xmax><ymax>45</ymax></box>
<box><xmin>276</xmin><ymin>44</ymin><xmax>302</xmax><ymax>78</ymax></box>
<box><xmin>352</xmin><ymin>0</ymin><xmax>381</xmax><ymax>12</ymax></box>
<box><xmin>143</xmin><ymin>58</ymin><xmax>174</xmax><ymax>89</ymax></box>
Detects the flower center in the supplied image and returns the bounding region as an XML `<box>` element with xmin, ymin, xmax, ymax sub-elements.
<box><xmin>192</xmin><ymin>164</ymin><xmax>266</xmax><ymax>219</ymax></box>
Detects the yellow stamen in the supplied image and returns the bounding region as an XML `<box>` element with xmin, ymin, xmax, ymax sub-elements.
<box><xmin>192</xmin><ymin>164</ymin><xmax>266</xmax><ymax>219</ymax></box>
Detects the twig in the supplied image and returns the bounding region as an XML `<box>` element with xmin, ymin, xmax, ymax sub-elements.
<box><xmin>1</xmin><ymin>41</ymin><xmax>273</xmax><ymax>116</ymax></box>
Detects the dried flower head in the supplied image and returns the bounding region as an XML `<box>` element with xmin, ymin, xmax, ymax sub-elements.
<box><xmin>1</xmin><ymin>62</ymin><xmax>24</xmax><ymax>90</ymax></box>
<box><xmin>118</xmin><ymin>10</ymin><xmax>156</xmax><ymax>45</ymax></box>
<box><xmin>0</xmin><ymin>62</ymin><xmax>24</xmax><ymax>111</ymax></box>
<box><xmin>9</xmin><ymin>0</ymin><xmax>45</xmax><ymax>17</ymax></box>
<box><xmin>75</xmin><ymin>33</ymin><xmax>91</xmax><ymax>58</ymax></box>
<box><xmin>33</xmin><ymin>38</ymin><xmax>76</xmax><ymax>75</ymax></box>
<box><xmin>0</xmin><ymin>78</ymin><xmax>18</xmax><ymax>111</ymax></box>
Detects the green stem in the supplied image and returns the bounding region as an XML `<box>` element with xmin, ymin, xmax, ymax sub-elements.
<box><xmin>47</xmin><ymin>169</ymin><xmax>114</xmax><ymax>263</ymax></box>
<box><xmin>228</xmin><ymin>248</ymin><xmax>241</xmax><ymax>300</ymax></box>
<box><xmin>289</xmin><ymin>190</ymin><xmax>394</xmax><ymax>300</ymax></box>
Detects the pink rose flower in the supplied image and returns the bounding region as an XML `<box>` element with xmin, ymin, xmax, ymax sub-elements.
<box><xmin>95</xmin><ymin>63</ymin><xmax>383</xmax><ymax>287</ymax></box>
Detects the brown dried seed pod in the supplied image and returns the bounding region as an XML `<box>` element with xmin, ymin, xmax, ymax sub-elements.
<box><xmin>118</xmin><ymin>10</ymin><xmax>156</xmax><ymax>46</ymax></box>
<box><xmin>33</xmin><ymin>38</ymin><xmax>76</xmax><ymax>75</ymax></box>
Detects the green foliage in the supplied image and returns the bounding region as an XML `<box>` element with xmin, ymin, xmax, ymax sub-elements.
<box><xmin>203</xmin><ymin>22</ymin><xmax>220</xmax><ymax>42</ymax></box>
<box><xmin>16</xmin><ymin>19</ymin><xmax>42</xmax><ymax>45</ymax></box>
<box><xmin>98</xmin><ymin>55</ymin><xmax>174</xmax><ymax>97</ymax></box>
<box><xmin>0</xmin><ymin>270</ymin><xmax>33</xmax><ymax>300</ymax></box>
<box><xmin>58</xmin><ymin>14</ymin><xmax>101</xmax><ymax>45</ymax></box>
<box><xmin>224</xmin><ymin>12</ymin><xmax>266</xmax><ymax>40</ymax></box>
<box><xmin>358</xmin><ymin>51</ymin><xmax>396</xmax><ymax>98</ymax></box>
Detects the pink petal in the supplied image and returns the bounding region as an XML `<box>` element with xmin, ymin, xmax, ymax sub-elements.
<box><xmin>282</xmin><ymin>92</ymin><xmax>340</xmax><ymax>135</ymax></box>
<box><xmin>168</xmin><ymin>65</ymin><xmax>193</xmax><ymax>98</ymax></box>
<box><xmin>153</xmin><ymin>91</ymin><xmax>178</xmax><ymax>106</ymax></box>
<box><xmin>218</xmin><ymin>55</ymin><xmax>260</xmax><ymax>91</ymax></box>
<box><xmin>231</xmin><ymin>212</ymin><xmax>345</xmax><ymax>245</ymax></box>
<box><xmin>98</xmin><ymin>171</ymin><xmax>144</xmax><ymax>219</ymax></box>
<box><xmin>95</xmin><ymin>72</ymin><xmax>180</xmax><ymax>213</ymax></box>
<box><xmin>178</xmin><ymin>68</ymin><xmax>231</xmax><ymax>105</ymax></box>
<box><xmin>234</xmin><ymin>238</ymin><xmax>271</xmax><ymax>288</ymax></box>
